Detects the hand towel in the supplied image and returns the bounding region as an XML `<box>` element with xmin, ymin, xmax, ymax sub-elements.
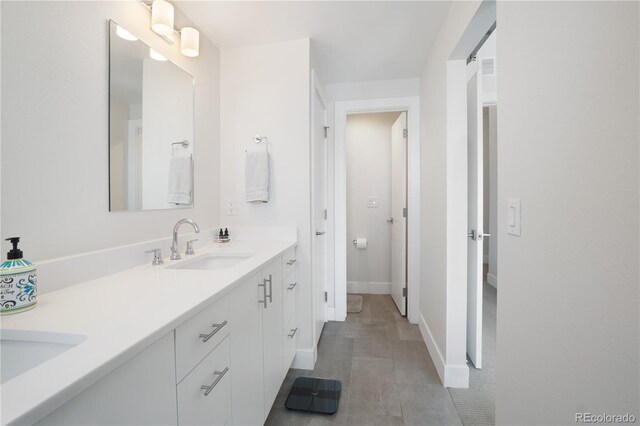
<box><xmin>168</xmin><ymin>155</ymin><xmax>193</xmax><ymax>205</ymax></box>
<box><xmin>245</xmin><ymin>148</ymin><xmax>269</xmax><ymax>203</ymax></box>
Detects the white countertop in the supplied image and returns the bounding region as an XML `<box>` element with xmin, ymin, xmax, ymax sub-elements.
<box><xmin>0</xmin><ymin>240</ymin><xmax>296</xmax><ymax>425</ymax></box>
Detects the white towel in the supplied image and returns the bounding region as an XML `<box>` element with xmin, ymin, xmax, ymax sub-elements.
<box><xmin>168</xmin><ymin>155</ymin><xmax>192</xmax><ymax>205</ymax></box>
<box><xmin>245</xmin><ymin>148</ymin><xmax>269</xmax><ymax>203</ymax></box>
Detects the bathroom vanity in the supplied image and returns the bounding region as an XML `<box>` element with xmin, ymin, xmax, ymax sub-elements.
<box><xmin>0</xmin><ymin>240</ymin><xmax>298</xmax><ymax>425</ymax></box>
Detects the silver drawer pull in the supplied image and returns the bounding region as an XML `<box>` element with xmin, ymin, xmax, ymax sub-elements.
<box><xmin>287</xmin><ymin>282</ymin><xmax>298</xmax><ymax>291</ymax></box>
<box><xmin>198</xmin><ymin>320</ymin><xmax>228</xmax><ymax>343</ymax></box>
<box><xmin>288</xmin><ymin>328</ymin><xmax>298</xmax><ymax>339</ymax></box>
<box><xmin>265</xmin><ymin>274</ymin><xmax>273</xmax><ymax>303</ymax></box>
<box><xmin>286</xmin><ymin>259</ymin><xmax>297</xmax><ymax>266</ymax></box>
<box><xmin>258</xmin><ymin>281</ymin><xmax>267</xmax><ymax>308</ymax></box>
<box><xmin>200</xmin><ymin>367</ymin><xmax>229</xmax><ymax>396</ymax></box>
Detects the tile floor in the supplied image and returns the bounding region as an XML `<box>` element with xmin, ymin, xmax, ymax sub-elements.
<box><xmin>265</xmin><ymin>294</ymin><xmax>464</xmax><ymax>425</ymax></box>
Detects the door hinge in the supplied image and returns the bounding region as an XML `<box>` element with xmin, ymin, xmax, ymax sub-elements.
<box><xmin>324</xmin><ymin>291</ymin><xmax>328</xmax><ymax>302</ymax></box>
<box><xmin>324</xmin><ymin>209</ymin><xmax>327</xmax><ymax>220</ymax></box>
<box><xmin>324</xmin><ymin>126</ymin><xmax>329</xmax><ymax>138</ymax></box>
<box><xmin>402</xmin><ymin>288</ymin><xmax>407</xmax><ymax>297</ymax></box>
<box><xmin>402</xmin><ymin>207</ymin><xmax>407</xmax><ymax>218</ymax></box>
<box><xmin>403</xmin><ymin>128</ymin><xmax>408</xmax><ymax>139</ymax></box>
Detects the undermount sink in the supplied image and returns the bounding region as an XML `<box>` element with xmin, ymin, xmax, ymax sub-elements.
<box><xmin>168</xmin><ymin>253</ymin><xmax>254</xmax><ymax>271</ymax></box>
<box><xmin>0</xmin><ymin>329</ymin><xmax>87</xmax><ymax>384</ymax></box>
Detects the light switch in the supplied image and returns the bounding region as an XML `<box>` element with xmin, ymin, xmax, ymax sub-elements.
<box><xmin>226</xmin><ymin>200</ymin><xmax>236</xmax><ymax>216</ymax></box>
<box><xmin>507</xmin><ymin>198</ymin><xmax>521</xmax><ymax>236</ymax></box>
<box><xmin>367</xmin><ymin>196</ymin><xmax>379</xmax><ymax>208</ymax></box>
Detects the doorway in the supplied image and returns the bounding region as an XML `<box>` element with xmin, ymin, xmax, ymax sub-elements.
<box><xmin>449</xmin><ymin>27</ymin><xmax>499</xmax><ymax>426</ymax></box>
<box><xmin>344</xmin><ymin>111</ymin><xmax>408</xmax><ymax>315</ymax></box>
<box><xmin>333</xmin><ymin>96</ymin><xmax>420</xmax><ymax>324</ymax></box>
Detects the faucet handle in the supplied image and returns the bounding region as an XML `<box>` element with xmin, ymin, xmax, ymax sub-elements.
<box><xmin>145</xmin><ymin>248</ymin><xmax>164</xmax><ymax>266</ymax></box>
<box><xmin>186</xmin><ymin>239</ymin><xmax>198</xmax><ymax>256</ymax></box>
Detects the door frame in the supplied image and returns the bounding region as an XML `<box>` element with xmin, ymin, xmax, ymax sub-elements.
<box><xmin>333</xmin><ymin>96</ymin><xmax>420</xmax><ymax>324</ymax></box>
<box><xmin>310</xmin><ymin>69</ymin><xmax>328</xmax><ymax>350</ymax></box>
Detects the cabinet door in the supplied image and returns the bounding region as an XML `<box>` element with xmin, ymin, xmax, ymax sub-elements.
<box><xmin>261</xmin><ymin>258</ymin><xmax>284</xmax><ymax>416</ymax></box>
<box><xmin>36</xmin><ymin>332</ymin><xmax>177</xmax><ymax>426</ymax></box>
<box><xmin>227</xmin><ymin>273</ymin><xmax>265</xmax><ymax>426</ymax></box>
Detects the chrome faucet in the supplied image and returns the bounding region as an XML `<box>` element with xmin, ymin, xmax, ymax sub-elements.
<box><xmin>171</xmin><ymin>219</ymin><xmax>200</xmax><ymax>260</ymax></box>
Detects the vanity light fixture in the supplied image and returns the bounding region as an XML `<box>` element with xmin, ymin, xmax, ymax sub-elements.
<box><xmin>150</xmin><ymin>0</ymin><xmax>174</xmax><ymax>39</ymax></box>
<box><xmin>149</xmin><ymin>48</ymin><xmax>168</xmax><ymax>61</ymax></box>
<box><xmin>143</xmin><ymin>0</ymin><xmax>200</xmax><ymax>58</ymax></box>
<box><xmin>180</xmin><ymin>27</ymin><xmax>200</xmax><ymax>57</ymax></box>
<box><xmin>116</xmin><ymin>25</ymin><xmax>138</xmax><ymax>41</ymax></box>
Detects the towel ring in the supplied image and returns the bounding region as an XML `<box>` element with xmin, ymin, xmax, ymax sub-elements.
<box><xmin>246</xmin><ymin>135</ymin><xmax>269</xmax><ymax>153</ymax></box>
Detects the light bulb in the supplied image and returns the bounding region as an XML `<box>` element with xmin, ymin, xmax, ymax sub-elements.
<box><xmin>151</xmin><ymin>0</ymin><xmax>174</xmax><ymax>37</ymax></box>
<box><xmin>116</xmin><ymin>25</ymin><xmax>137</xmax><ymax>41</ymax></box>
<box><xmin>180</xmin><ymin>27</ymin><xmax>200</xmax><ymax>57</ymax></box>
<box><xmin>150</xmin><ymin>48</ymin><xmax>168</xmax><ymax>61</ymax></box>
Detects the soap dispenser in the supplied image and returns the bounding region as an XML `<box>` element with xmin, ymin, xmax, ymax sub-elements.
<box><xmin>0</xmin><ymin>237</ymin><xmax>37</xmax><ymax>315</ymax></box>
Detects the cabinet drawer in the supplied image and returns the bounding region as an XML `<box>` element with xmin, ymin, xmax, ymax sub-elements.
<box><xmin>178</xmin><ymin>336</ymin><xmax>232</xmax><ymax>426</ymax></box>
<box><xmin>176</xmin><ymin>298</ymin><xmax>230</xmax><ymax>382</ymax></box>
<box><xmin>282</xmin><ymin>247</ymin><xmax>296</xmax><ymax>278</ymax></box>
<box><xmin>283</xmin><ymin>315</ymin><xmax>297</xmax><ymax>370</ymax></box>
<box><xmin>283</xmin><ymin>270</ymin><xmax>297</xmax><ymax>325</ymax></box>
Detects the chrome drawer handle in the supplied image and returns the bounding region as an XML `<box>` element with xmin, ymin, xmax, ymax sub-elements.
<box><xmin>200</xmin><ymin>367</ymin><xmax>229</xmax><ymax>396</ymax></box>
<box><xmin>286</xmin><ymin>259</ymin><xmax>297</xmax><ymax>266</ymax></box>
<box><xmin>287</xmin><ymin>282</ymin><xmax>298</xmax><ymax>291</ymax></box>
<box><xmin>265</xmin><ymin>274</ymin><xmax>273</xmax><ymax>303</ymax></box>
<box><xmin>198</xmin><ymin>320</ymin><xmax>228</xmax><ymax>343</ymax></box>
<box><xmin>288</xmin><ymin>328</ymin><xmax>298</xmax><ymax>339</ymax></box>
<box><xmin>258</xmin><ymin>282</ymin><xmax>267</xmax><ymax>308</ymax></box>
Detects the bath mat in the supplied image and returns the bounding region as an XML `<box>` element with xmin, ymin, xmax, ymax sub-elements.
<box><xmin>285</xmin><ymin>377</ymin><xmax>341</xmax><ymax>414</ymax></box>
<box><xmin>347</xmin><ymin>294</ymin><xmax>363</xmax><ymax>313</ymax></box>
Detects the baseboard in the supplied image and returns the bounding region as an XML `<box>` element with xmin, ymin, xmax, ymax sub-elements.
<box><xmin>327</xmin><ymin>307</ymin><xmax>336</xmax><ymax>321</ymax></box>
<box><xmin>487</xmin><ymin>273</ymin><xmax>498</xmax><ymax>288</ymax></box>
<box><xmin>291</xmin><ymin>347</ymin><xmax>316</xmax><ymax>370</ymax></box>
<box><xmin>347</xmin><ymin>281</ymin><xmax>391</xmax><ymax>294</ymax></box>
<box><xmin>418</xmin><ymin>312</ymin><xmax>469</xmax><ymax>388</ymax></box>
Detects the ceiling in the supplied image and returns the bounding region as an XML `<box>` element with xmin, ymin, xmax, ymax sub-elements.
<box><xmin>175</xmin><ymin>1</ymin><xmax>451</xmax><ymax>84</ymax></box>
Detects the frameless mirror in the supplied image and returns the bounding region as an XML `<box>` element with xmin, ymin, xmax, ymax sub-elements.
<box><xmin>109</xmin><ymin>20</ymin><xmax>194</xmax><ymax>211</ymax></box>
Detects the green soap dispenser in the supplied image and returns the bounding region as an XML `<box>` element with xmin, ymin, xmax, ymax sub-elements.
<box><xmin>0</xmin><ymin>237</ymin><xmax>37</xmax><ymax>315</ymax></box>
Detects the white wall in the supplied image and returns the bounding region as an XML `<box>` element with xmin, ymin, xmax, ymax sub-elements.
<box><xmin>496</xmin><ymin>2</ymin><xmax>639</xmax><ymax>423</ymax></box>
<box><xmin>1</xmin><ymin>1</ymin><xmax>220</xmax><ymax>261</ymax></box>
<box><xmin>346</xmin><ymin>112</ymin><xmax>400</xmax><ymax>293</ymax></box>
<box><xmin>218</xmin><ymin>39</ymin><xmax>314</xmax><ymax>360</ymax></box>
<box><xmin>418</xmin><ymin>0</ymin><xmax>484</xmax><ymax>388</ymax></box>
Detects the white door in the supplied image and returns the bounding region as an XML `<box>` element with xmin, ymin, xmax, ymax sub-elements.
<box><xmin>312</xmin><ymin>85</ymin><xmax>328</xmax><ymax>345</ymax></box>
<box><xmin>390</xmin><ymin>112</ymin><xmax>408</xmax><ymax>315</ymax></box>
<box><xmin>467</xmin><ymin>63</ymin><xmax>484</xmax><ymax>369</ymax></box>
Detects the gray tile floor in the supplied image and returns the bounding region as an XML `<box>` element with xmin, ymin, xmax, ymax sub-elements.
<box><xmin>265</xmin><ymin>295</ymin><xmax>465</xmax><ymax>425</ymax></box>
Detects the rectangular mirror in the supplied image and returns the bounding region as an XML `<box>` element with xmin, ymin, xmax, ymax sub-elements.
<box><xmin>109</xmin><ymin>20</ymin><xmax>194</xmax><ymax>211</ymax></box>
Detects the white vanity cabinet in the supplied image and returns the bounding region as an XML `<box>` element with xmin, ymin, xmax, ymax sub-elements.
<box><xmin>35</xmin><ymin>332</ymin><xmax>178</xmax><ymax>426</ymax></box>
<box><xmin>31</xmin><ymin>248</ymin><xmax>298</xmax><ymax>426</ymax></box>
<box><xmin>260</xmin><ymin>259</ymin><xmax>285</xmax><ymax>415</ymax></box>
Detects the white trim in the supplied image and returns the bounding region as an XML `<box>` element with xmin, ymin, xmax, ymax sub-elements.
<box><xmin>310</xmin><ymin>69</ymin><xmax>329</xmax><ymax>347</ymax></box>
<box><xmin>327</xmin><ymin>307</ymin><xmax>336</xmax><ymax>321</ymax></box>
<box><xmin>334</xmin><ymin>96</ymin><xmax>421</xmax><ymax>325</ymax></box>
<box><xmin>291</xmin><ymin>347</ymin><xmax>316</xmax><ymax>370</ymax></box>
<box><xmin>487</xmin><ymin>273</ymin><xmax>498</xmax><ymax>288</ymax></box>
<box><xmin>419</xmin><ymin>312</ymin><xmax>446</xmax><ymax>385</ymax></box>
<box><xmin>419</xmin><ymin>313</ymin><xmax>470</xmax><ymax>389</ymax></box>
<box><xmin>347</xmin><ymin>281</ymin><xmax>391</xmax><ymax>295</ymax></box>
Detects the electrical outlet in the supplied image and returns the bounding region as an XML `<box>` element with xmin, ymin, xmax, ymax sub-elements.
<box><xmin>226</xmin><ymin>200</ymin><xmax>236</xmax><ymax>216</ymax></box>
